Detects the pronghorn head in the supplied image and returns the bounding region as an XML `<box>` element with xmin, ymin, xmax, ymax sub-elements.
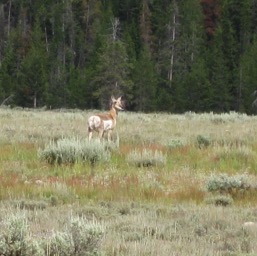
<box><xmin>111</xmin><ymin>96</ymin><xmax>124</xmax><ymax>111</ymax></box>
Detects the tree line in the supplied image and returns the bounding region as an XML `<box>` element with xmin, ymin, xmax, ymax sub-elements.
<box><xmin>0</xmin><ymin>0</ymin><xmax>257</xmax><ymax>113</ymax></box>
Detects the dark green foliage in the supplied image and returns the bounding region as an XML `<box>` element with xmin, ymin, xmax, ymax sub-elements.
<box><xmin>241</xmin><ymin>39</ymin><xmax>257</xmax><ymax>113</ymax></box>
<box><xmin>196</xmin><ymin>135</ymin><xmax>212</xmax><ymax>148</ymax></box>
<box><xmin>204</xmin><ymin>195</ymin><xmax>234</xmax><ymax>207</ymax></box>
<box><xmin>132</xmin><ymin>46</ymin><xmax>157</xmax><ymax>112</ymax></box>
<box><xmin>94</xmin><ymin>38</ymin><xmax>133</xmax><ymax>108</ymax></box>
<box><xmin>0</xmin><ymin>45</ymin><xmax>16</xmax><ymax>105</ymax></box>
<box><xmin>16</xmin><ymin>21</ymin><xmax>49</xmax><ymax>108</ymax></box>
<box><xmin>0</xmin><ymin>0</ymin><xmax>257</xmax><ymax>113</ymax></box>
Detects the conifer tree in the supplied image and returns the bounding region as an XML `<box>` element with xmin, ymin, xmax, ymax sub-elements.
<box><xmin>207</xmin><ymin>27</ymin><xmax>231</xmax><ymax>112</ymax></box>
<box><xmin>133</xmin><ymin>46</ymin><xmax>157</xmax><ymax>112</ymax></box>
<box><xmin>0</xmin><ymin>0</ymin><xmax>257</xmax><ymax>113</ymax></box>
<box><xmin>0</xmin><ymin>40</ymin><xmax>16</xmax><ymax>105</ymax></box>
<box><xmin>93</xmin><ymin>16</ymin><xmax>133</xmax><ymax>109</ymax></box>
<box><xmin>240</xmin><ymin>39</ymin><xmax>257</xmax><ymax>113</ymax></box>
<box><xmin>16</xmin><ymin>18</ymin><xmax>48</xmax><ymax>108</ymax></box>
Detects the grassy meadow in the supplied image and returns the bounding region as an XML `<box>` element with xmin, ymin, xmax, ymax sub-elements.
<box><xmin>1</xmin><ymin>108</ymin><xmax>257</xmax><ymax>255</ymax></box>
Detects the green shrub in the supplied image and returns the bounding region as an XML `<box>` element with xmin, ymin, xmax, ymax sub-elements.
<box><xmin>165</xmin><ymin>139</ymin><xmax>187</xmax><ymax>149</ymax></box>
<box><xmin>204</xmin><ymin>195</ymin><xmax>234</xmax><ymax>206</ymax></box>
<box><xmin>47</xmin><ymin>216</ymin><xmax>104</xmax><ymax>256</ymax></box>
<box><xmin>38</xmin><ymin>138</ymin><xmax>78</xmax><ymax>164</ymax></box>
<box><xmin>206</xmin><ymin>173</ymin><xmax>251</xmax><ymax>193</ymax></box>
<box><xmin>45</xmin><ymin>232</ymin><xmax>73</xmax><ymax>256</ymax></box>
<box><xmin>38</xmin><ymin>138</ymin><xmax>110</xmax><ymax>165</ymax></box>
<box><xmin>80</xmin><ymin>140</ymin><xmax>111</xmax><ymax>166</ymax></box>
<box><xmin>196</xmin><ymin>135</ymin><xmax>212</xmax><ymax>148</ymax></box>
<box><xmin>0</xmin><ymin>213</ymin><xmax>104</xmax><ymax>256</ymax></box>
<box><xmin>127</xmin><ymin>149</ymin><xmax>166</xmax><ymax>167</ymax></box>
<box><xmin>70</xmin><ymin>217</ymin><xmax>104</xmax><ymax>255</ymax></box>
<box><xmin>0</xmin><ymin>214</ymin><xmax>44</xmax><ymax>256</ymax></box>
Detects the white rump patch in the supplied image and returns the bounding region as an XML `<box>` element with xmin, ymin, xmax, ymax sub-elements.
<box><xmin>88</xmin><ymin>116</ymin><xmax>101</xmax><ymax>130</ymax></box>
<box><xmin>103</xmin><ymin>120</ymin><xmax>113</xmax><ymax>131</ymax></box>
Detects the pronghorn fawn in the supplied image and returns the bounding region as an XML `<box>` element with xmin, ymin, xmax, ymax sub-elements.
<box><xmin>88</xmin><ymin>96</ymin><xmax>123</xmax><ymax>141</ymax></box>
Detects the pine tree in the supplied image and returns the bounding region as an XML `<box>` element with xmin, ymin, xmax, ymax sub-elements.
<box><xmin>92</xmin><ymin>13</ymin><xmax>133</xmax><ymax>109</ymax></box>
<box><xmin>180</xmin><ymin>58</ymin><xmax>212</xmax><ymax>112</ymax></box>
<box><xmin>0</xmin><ymin>39</ymin><xmax>16</xmax><ymax>105</ymax></box>
<box><xmin>133</xmin><ymin>46</ymin><xmax>157</xmax><ymax>112</ymax></box>
<box><xmin>16</xmin><ymin>18</ymin><xmax>48</xmax><ymax>108</ymax></box>
<box><xmin>240</xmin><ymin>39</ymin><xmax>257</xmax><ymax>113</ymax></box>
<box><xmin>207</xmin><ymin>27</ymin><xmax>231</xmax><ymax>112</ymax></box>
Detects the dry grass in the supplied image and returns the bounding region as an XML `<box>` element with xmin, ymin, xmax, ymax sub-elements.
<box><xmin>0</xmin><ymin>201</ymin><xmax>257</xmax><ymax>255</ymax></box>
<box><xmin>1</xmin><ymin>108</ymin><xmax>257</xmax><ymax>254</ymax></box>
<box><xmin>1</xmin><ymin>108</ymin><xmax>257</xmax><ymax>202</ymax></box>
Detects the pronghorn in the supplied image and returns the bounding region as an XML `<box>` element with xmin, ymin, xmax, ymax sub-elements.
<box><xmin>88</xmin><ymin>96</ymin><xmax>123</xmax><ymax>141</ymax></box>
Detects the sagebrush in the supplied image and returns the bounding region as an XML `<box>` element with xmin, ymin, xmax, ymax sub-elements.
<box><xmin>38</xmin><ymin>138</ymin><xmax>110</xmax><ymax>165</ymax></box>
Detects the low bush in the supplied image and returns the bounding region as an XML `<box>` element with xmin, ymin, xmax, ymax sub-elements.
<box><xmin>204</xmin><ymin>195</ymin><xmax>234</xmax><ymax>206</ymax></box>
<box><xmin>38</xmin><ymin>138</ymin><xmax>110</xmax><ymax>166</ymax></box>
<box><xmin>0</xmin><ymin>213</ymin><xmax>105</xmax><ymax>256</ymax></box>
<box><xmin>196</xmin><ymin>135</ymin><xmax>212</xmax><ymax>148</ymax></box>
<box><xmin>47</xmin><ymin>216</ymin><xmax>105</xmax><ymax>256</ymax></box>
<box><xmin>80</xmin><ymin>140</ymin><xmax>111</xmax><ymax>166</ymax></box>
<box><xmin>165</xmin><ymin>139</ymin><xmax>187</xmax><ymax>149</ymax></box>
<box><xmin>0</xmin><ymin>214</ymin><xmax>44</xmax><ymax>256</ymax></box>
<box><xmin>206</xmin><ymin>173</ymin><xmax>251</xmax><ymax>194</ymax></box>
<box><xmin>45</xmin><ymin>231</ymin><xmax>72</xmax><ymax>256</ymax></box>
<box><xmin>127</xmin><ymin>149</ymin><xmax>166</xmax><ymax>167</ymax></box>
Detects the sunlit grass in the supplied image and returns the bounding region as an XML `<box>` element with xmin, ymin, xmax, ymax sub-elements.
<box><xmin>1</xmin><ymin>108</ymin><xmax>257</xmax><ymax>255</ymax></box>
<box><xmin>0</xmin><ymin>108</ymin><xmax>257</xmax><ymax>204</ymax></box>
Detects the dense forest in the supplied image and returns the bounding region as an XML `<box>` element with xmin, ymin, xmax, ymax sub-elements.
<box><xmin>0</xmin><ymin>0</ymin><xmax>257</xmax><ymax>113</ymax></box>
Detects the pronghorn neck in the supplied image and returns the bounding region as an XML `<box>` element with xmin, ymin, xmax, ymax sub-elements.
<box><xmin>109</xmin><ymin>105</ymin><xmax>117</xmax><ymax>119</ymax></box>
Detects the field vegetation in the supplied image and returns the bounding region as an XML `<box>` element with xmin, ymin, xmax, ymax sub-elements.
<box><xmin>1</xmin><ymin>108</ymin><xmax>257</xmax><ymax>255</ymax></box>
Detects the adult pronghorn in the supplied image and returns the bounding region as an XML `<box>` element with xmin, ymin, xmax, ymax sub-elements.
<box><xmin>88</xmin><ymin>96</ymin><xmax>123</xmax><ymax>141</ymax></box>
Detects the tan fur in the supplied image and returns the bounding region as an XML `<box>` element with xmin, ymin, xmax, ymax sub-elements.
<box><xmin>88</xmin><ymin>96</ymin><xmax>123</xmax><ymax>141</ymax></box>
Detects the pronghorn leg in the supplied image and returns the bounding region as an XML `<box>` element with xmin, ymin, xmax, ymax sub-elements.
<box><xmin>99</xmin><ymin>129</ymin><xmax>104</xmax><ymax>140</ymax></box>
<box><xmin>107</xmin><ymin>130</ymin><xmax>112</xmax><ymax>142</ymax></box>
<box><xmin>88</xmin><ymin>128</ymin><xmax>93</xmax><ymax>141</ymax></box>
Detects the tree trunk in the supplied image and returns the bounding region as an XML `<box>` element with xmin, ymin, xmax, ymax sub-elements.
<box><xmin>168</xmin><ymin>11</ymin><xmax>177</xmax><ymax>84</ymax></box>
<box><xmin>238</xmin><ymin>66</ymin><xmax>242</xmax><ymax>111</ymax></box>
<box><xmin>7</xmin><ymin>0</ymin><xmax>12</xmax><ymax>37</ymax></box>
<box><xmin>44</xmin><ymin>21</ymin><xmax>49</xmax><ymax>53</ymax></box>
<box><xmin>34</xmin><ymin>92</ymin><xmax>37</xmax><ymax>108</ymax></box>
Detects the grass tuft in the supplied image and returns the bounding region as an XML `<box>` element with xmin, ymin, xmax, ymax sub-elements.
<box><xmin>126</xmin><ymin>149</ymin><xmax>166</xmax><ymax>167</ymax></box>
